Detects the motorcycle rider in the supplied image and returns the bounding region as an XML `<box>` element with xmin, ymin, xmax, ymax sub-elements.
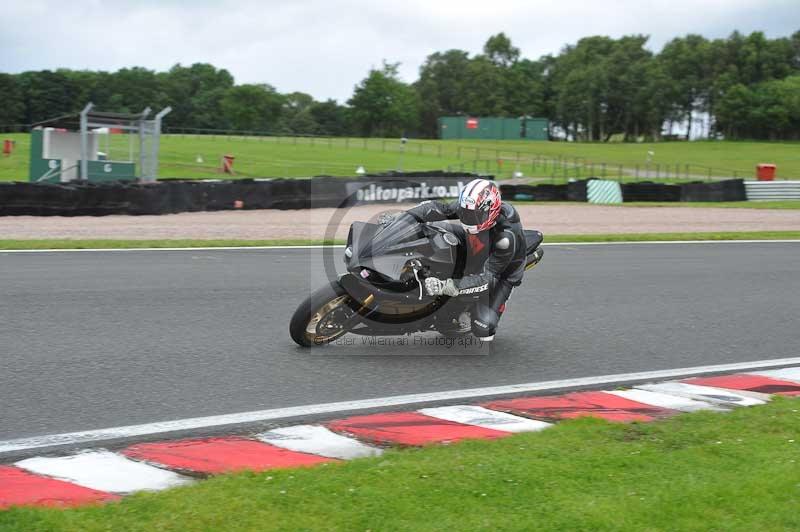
<box><xmin>406</xmin><ymin>178</ymin><xmax>527</xmax><ymax>341</ymax></box>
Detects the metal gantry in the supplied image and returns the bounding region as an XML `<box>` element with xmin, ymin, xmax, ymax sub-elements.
<box><xmin>77</xmin><ymin>102</ymin><xmax>171</xmax><ymax>182</ymax></box>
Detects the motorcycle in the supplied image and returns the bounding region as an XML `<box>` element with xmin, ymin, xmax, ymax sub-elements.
<box><xmin>289</xmin><ymin>211</ymin><xmax>544</xmax><ymax>347</ymax></box>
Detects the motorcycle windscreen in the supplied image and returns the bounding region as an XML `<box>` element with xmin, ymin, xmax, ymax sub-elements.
<box><xmin>363</xmin><ymin>212</ymin><xmax>423</xmax><ymax>258</ymax></box>
<box><xmin>350</xmin><ymin>214</ymin><xmax>425</xmax><ymax>281</ymax></box>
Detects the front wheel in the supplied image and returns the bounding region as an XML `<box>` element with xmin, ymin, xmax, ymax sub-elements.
<box><xmin>289</xmin><ymin>281</ymin><xmax>355</xmax><ymax>347</ymax></box>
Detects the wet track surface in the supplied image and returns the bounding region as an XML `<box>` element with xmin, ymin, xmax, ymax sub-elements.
<box><xmin>1</xmin><ymin>242</ymin><xmax>799</xmax><ymax>440</ymax></box>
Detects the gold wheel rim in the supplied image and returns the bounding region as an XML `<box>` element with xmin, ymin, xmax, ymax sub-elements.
<box><xmin>305</xmin><ymin>295</ymin><xmax>351</xmax><ymax>343</ymax></box>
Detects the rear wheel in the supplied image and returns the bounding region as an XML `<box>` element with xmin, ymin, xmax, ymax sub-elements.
<box><xmin>289</xmin><ymin>281</ymin><xmax>355</xmax><ymax>347</ymax></box>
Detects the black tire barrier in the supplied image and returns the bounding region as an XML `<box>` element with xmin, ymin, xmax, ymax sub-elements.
<box><xmin>237</xmin><ymin>180</ymin><xmax>274</xmax><ymax>210</ymax></box>
<box><xmin>621</xmin><ymin>181</ymin><xmax>682</xmax><ymax>202</ymax></box>
<box><xmin>499</xmin><ymin>179</ymin><xmax>743</xmax><ymax>203</ymax></box>
<box><xmin>0</xmin><ymin>183</ymin><xmax>42</xmax><ymax>216</ymax></box>
<box><xmin>537</xmin><ymin>184</ymin><xmax>568</xmax><ymax>201</ymax></box>
<box><xmin>680</xmin><ymin>179</ymin><xmax>746</xmax><ymax>202</ymax></box>
<box><xmin>499</xmin><ymin>184</ymin><xmax>568</xmax><ymax>202</ymax></box>
<box><xmin>75</xmin><ymin>183</ymin><xmax>130</xmax><ymax>216</ymax></box>
<box><xmin>166</xmin><ymin>180</ymin><xmax>195</xmax><ymax>213</ymax></box>
<box><xmin>567</xmin><ymin>180</ymin><xmax>589</xmax><ymax>202</ymax></box>
<box><xmin>504</xmin><ymin>178</ymin><xmax>741</xmax><ymax>203</ymax></box>
<box><xmin>310</xmin><ymin>178</ymin><xmax>349</xmax><ymax>209</ymax></box>
<box><xmin>269</xmin><ymin>179</ymin><xmax>309</xmax><ymax>209</ymax></box>
<box><xmin>0</xmin><ymin>182</ymin><xmax>88</xmax><ymax>216</ymax></box>
<box><xmin>39</xmin><ymin>183</ymin><xmax>77</xmax><ymax>215</ymax></box>
<box><xmin>500</xmin><ymin>184</ymin><xmax>519</xmax><ymax>199</ymax></box>
<box><xmin>128</xmin><ymin>184</ymin><xmax>175</xmax><ymax>215</ymax></box>
<box><xmin>200</xmin><ymin>181</ymin><xmax>238</xmax><ymax>211</ymax></box>
<box><xmin>0</xmin><ymin>172</ymin><xmax>482</xmax><ymax>216</ymax></box>
<box><xmin>1</xmin><ymin>174</ymin><xmax>746</xmax><ymax>216</ymax></box>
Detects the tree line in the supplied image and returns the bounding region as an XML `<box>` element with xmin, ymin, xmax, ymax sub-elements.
<box><xmin>0</xmin><ymin>30</ymin><xmax>798</xmax><ymax>141</ymax></box>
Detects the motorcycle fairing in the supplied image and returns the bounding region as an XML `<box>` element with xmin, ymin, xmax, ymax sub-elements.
<box><xmin>346</xmin><ymin>215</ymin><xmax>460</xmax><ymax>282</ymax></box>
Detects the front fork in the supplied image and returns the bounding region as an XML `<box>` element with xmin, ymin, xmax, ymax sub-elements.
<box><xmin>410</xmin><ymin>259</ymin><xmax>424</xmax><ymax>301</ymax></box>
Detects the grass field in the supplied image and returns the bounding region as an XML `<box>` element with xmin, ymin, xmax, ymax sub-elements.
<box><xmin>2</xmin><ymin>398</ymin><xmax>798</xmax><ymax>531</ymax></box>
<box><xmin>454</xmin><ymin>138</ymin><xmax>800</xmax><ymax>180</ymax></box>
<box><xmin>1</xmin><ymin>231</ymin><xmax>799</xmax><ymax>250</ymax></box>
<box><xmin>2</xmin><ymin>133</ymin><xmax>799</xmax><ymax>182</ymax></box>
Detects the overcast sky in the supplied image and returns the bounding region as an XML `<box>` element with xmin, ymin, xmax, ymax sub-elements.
<box><xmin>2</xmin><ymin>0</ymin><xmax>798</xmax><ymax>102</ymax></box>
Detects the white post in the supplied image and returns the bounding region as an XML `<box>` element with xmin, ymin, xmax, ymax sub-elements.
<box><xmin>79</xmin><ymin>103</ymin><xmax>94</xmax><ymax>181</ymax></box>
<box><xmin>150</xmin><ymin>107</ymin><xmax>172</xmax><ymax>182</ymax></box>
<box><xmin>138</xmin><ymin>107</ymin><xmax>151</xmax><ymax>181</ymax></box>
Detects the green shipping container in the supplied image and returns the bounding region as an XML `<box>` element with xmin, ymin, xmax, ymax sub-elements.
<box><xmin>438</xmin><ymin>116</ymin><xmax>548</xmax><ymax>140</ymax></box>
<box><xmin>522</xmin><ymin>118</ymin><xmax>549</xmax><ymax>141</ymax></box>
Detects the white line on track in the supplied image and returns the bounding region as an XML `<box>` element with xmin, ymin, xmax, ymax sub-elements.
<box><xmin>1</xmin><ymin>240</ymin><xmax>799</xmax><ymax>253</ymax></box>
<box><xmin>1</xmin><ymin>356</ymin><xmax>799</xmax><ymax>455</ymax></box>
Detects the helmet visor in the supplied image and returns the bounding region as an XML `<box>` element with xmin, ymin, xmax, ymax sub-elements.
<box><xmin>457</xmin><ymin>206</ymin><xmax>487</xmax><ymax>227</ymax></box>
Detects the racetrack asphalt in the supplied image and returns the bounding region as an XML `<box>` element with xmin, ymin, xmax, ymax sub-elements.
<box><xmin>1</xmin><ymin>242</ymin><xmax>798</xmax><ymax>441</ymax></box>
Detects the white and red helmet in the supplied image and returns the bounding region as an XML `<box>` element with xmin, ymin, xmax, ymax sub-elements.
<box><xmin>457</xmin><ymin>179</ymin><xmax>502</xmax><ymax>234</ymax></box>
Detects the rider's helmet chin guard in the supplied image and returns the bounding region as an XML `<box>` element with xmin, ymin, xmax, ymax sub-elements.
<box><xmin>461</xmin><ymin>223</ymin><xmax>480</xmax><ymax>235</ymax></box>
<box><xmin>457</xmin><ymin>178</ymin><xmax>501</xmax><ymax>234</ymax></box>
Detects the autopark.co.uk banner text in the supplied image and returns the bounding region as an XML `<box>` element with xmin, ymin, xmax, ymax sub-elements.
<box><xmin>346</xmin><ymin>179</ymin><xmax>468</xmax><ymax>204</ymax></box>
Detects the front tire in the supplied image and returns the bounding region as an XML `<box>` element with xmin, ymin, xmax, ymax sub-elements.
<box><xmin>289</xmin><ymin>281</ymin><xmax>354</xmax><ymax>347</ymax></box>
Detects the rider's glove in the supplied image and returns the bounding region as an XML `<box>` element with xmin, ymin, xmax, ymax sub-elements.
<box><xmin>424</xmin><ymin>277</ymin><xmax>459</xmax><ymax>297</ymax></box>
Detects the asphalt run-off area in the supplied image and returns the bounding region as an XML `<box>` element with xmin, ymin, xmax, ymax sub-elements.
<box><xmin>1</xmin><ymin>242</ymin><xmax>798</xmax><ymax>447</ymax></box>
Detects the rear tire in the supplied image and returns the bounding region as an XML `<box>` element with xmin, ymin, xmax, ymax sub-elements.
<box><xmin>289</xmin><ymin>281</ymin><xmax>353</xmax><ymax>347</ymax></box>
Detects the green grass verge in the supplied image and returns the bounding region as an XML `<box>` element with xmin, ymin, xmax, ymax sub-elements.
<box><xmin>3</xmin><ymin>133</ymin><xmax>799</xmax><ymax>182</ymax></box>
<box><xmin>2</xmin><ymin>398</ymin><xmax>799</xmax><ymax>531</ymax></box>
<box><xmin>546</xmin><ymin>231</ymin><xmax>800</xmax><ymax>242</ymax></box>
<box><xmin>1</xmin><ymin>232</ymin><xmax>799</xmax><ymax>250</ymax></box>
<box><xmin>512</xmin><ymin>200</ymin><xmax>800</xmax><ymax>209</ymax></box>
<box><xmin>618</xmin><ymin>201</ymin><xmax>800</xmax><ymax>209</ymax></box>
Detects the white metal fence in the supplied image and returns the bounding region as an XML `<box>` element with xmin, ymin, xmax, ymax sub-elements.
<box><xmin>744</xmin><ymin>181</ymin><xmax>800</xmax><ymax>201</ymax></box>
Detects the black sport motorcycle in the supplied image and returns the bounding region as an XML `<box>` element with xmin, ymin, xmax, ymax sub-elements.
<box><xmin>289</xmin><ymin>212</ymin><xmax>544</xmax><ymax>347</ymax></box>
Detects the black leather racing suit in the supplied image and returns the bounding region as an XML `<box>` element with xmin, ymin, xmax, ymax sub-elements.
<box><xmin>407</xmin><ymin>200</ymin><xmax>527</xmax><ymax>338</ymax></box>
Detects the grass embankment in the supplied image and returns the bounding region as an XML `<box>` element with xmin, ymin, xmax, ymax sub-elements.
<box><xmin>1</xmin><ymin>232</ymin><xmax>799</xmax><ymax>250</ymax></box>
<box><xmin>2</xmin><ymin>398</ymin><xmax>799</xmax><ymax>531</ymax></box>
<box><xmin>2</xmin><ymin>133</ymin><xmax>798</xmax><ymax>181</ymax></box>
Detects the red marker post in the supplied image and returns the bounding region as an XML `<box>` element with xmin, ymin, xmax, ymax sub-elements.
<box><xmin>222</xmin><ymin>154</ymin><xmax>235</xmax><ymax>174</ymax></box>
